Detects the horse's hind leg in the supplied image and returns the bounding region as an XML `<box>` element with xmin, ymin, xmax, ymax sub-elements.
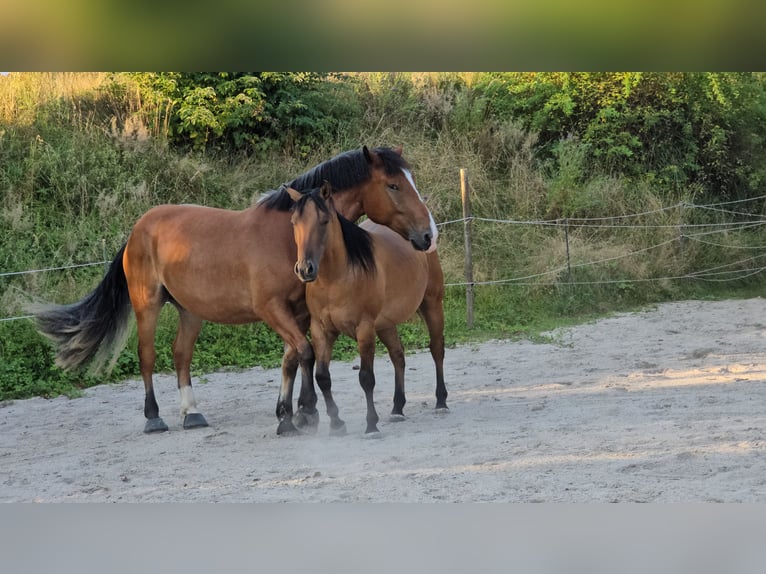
<box><xmin>418</xmin><ymin>290</ymin><xmax>449</xmax><ymax>411</ymax></box>
<box><xmin>377</xmin><ymin>327</ymin><xmax>407</xmax><ymax>421</ymax></box>
<box><xmin>173</xmin><ymin>309</ymin><xmax>208</xmax><ymax>429</ymax></box>
<box><xmin>134</xmin><ymin>303</ymin><xmax>168</xmax><ymax>433</ymax></box>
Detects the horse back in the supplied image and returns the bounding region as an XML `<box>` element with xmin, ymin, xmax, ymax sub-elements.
<box><xmin>125</xmin><ymin>203</ymin><xmax>302</xmax><ymax>323</ymax></box>
<box><xmin>128</xmin><ymin>204</ymin><xmax>259</xmax><ymax>273</ymax></box>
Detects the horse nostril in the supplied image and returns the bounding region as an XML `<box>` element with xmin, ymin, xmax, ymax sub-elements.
<box><xmin>294</xmin><ymin>262</ymin><xmax>300</xmax><ymax>276</ymax></box>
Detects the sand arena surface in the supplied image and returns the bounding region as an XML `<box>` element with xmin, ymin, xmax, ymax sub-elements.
<box><xmin>2</xmin><ymin>298</ymin><xmax>766</xmax><ymax>502</ymax></box>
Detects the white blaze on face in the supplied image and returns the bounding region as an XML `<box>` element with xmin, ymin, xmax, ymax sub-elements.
<box><xmin>403</xmin><ymin>169</ymin><xmax>439</xmax><ymax>252</ymax></box>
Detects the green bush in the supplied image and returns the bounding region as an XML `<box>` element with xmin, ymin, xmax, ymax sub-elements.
<box><xmin>129</xmin><ymin>72</ymin><xmax>362</xmax><ymax>156</ymax></box>
<box><xmin>470</xmin><ymin>72</ymin><xmax>766</xmax><ymax>201</ymax></box>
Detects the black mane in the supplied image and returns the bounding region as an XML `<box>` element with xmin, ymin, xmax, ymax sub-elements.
<box><xmin>293</xmin><ymin>189</ymin><xmax>376</xmax><ymax>276</ymax></box>
<box><xmin>338</xmin><ymin>215</ymin><xmax>376</xmax><ymax>276</ymax></box>
<box><xmin>259</xmin><ymin>147</ymin><xmax>409</xmax><ymax>212</ymax></box>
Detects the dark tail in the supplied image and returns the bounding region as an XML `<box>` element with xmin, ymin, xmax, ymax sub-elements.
<box><xmin>32</xmin><ymin>244</ymin><xmax>132</xmax><ymax>375</ymax></box>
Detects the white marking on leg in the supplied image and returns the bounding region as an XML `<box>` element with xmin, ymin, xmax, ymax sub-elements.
<box><xmin>179</xmin><ymin>386</ymin><xmax>199</xmax><ymax>416</ymax></box>
<box><xmin>403</xmin><ymin>169</ymin><xmax>439</xmax><ymax>251</ymax></box>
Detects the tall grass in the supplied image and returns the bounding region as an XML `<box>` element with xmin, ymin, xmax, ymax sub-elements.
<box><xmin>0</xmin><ymin>73</ymin><xmax>106</xmax><ymax>124</ymax></box>
<box><xmin>2</xmin><ymin>72</ymin><xmax>764</xmax><ymax>400</ymax></box>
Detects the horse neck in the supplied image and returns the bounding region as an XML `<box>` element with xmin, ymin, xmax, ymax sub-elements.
<box><xmin>331</xmin><ymin>188</ymin><xmax>364</xmax><ymax>222</ymax></box>
<box><xmin>317</xmin><ymin>212</ymin><xmax>352</xmax><ymax>283</ymax></box>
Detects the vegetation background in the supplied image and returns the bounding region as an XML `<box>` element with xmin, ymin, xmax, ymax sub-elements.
<box><xmin>2</xmin><ymin>72</ymin><xmax>766</xmax><ymax>400</ymax></box>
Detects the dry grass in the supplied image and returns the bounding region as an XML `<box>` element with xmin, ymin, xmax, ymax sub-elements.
<box><xmin>0</xmin><ymin>72</ymin><xmax>109</xmax><ymax>124</ymax></box>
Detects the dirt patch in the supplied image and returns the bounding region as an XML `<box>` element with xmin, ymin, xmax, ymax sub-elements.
<box><xmin>2</xmin><ymin>298</ymin><xmax>766</xmax><ymax>502</ymax></box>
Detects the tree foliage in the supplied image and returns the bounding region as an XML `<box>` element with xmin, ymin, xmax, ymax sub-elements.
<box><xmin>129</xmin><ymin>72</ymin><xmax>360</xmax><ymax>156</ymax></box>
<box><xmin>124</xmin><ymin>72</ymin><xmax>766</xmax><ymax>201</ymax></box>
<box><xmin>470</xmin><ymin>72</ymin><xmax>766</xmax><ymax>200</ymax></box>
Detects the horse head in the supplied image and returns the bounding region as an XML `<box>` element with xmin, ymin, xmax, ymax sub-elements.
<box><xmin>359</xmin><ymin>146</ymin><xmax>439</xmax><ymax>253</ymax></box>
<box><xmin>287</xmin><ymin>183</ymin><xmax>333</xmax><ymax>283</ymax></box>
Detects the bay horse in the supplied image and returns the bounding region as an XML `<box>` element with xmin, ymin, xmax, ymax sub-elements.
<box><xmin>287</xmin><ymin>182</ymin><xmax>447</xmax><ymax>435</ymax></box>
<box><xmin>33</xmin><ymin>146</ymin><xmax>440</xmax><ymax>435</ymax></box>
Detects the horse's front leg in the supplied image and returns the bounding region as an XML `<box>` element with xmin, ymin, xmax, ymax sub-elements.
<box><xmin>356</xmin><ymin>324</ymin><xmax>381</xmax><ymax>435</ymax></box>
<box><xmin>292</xmin><ymin>343</ymin><xmax>321</xmax><ymax>433</ymax></box>
<box><xmin>272</xmin><ymin>338</ymin><xmax>323</xmax><ymax>435</ymax></box>
<box><xmin>275</xmin><ymin>343</ymin><xmax>298</xmax><ymax>433</ymax></box>
<box><xmin>274</xmin><ymin>337</ymin><xmax>316</xmax><ymax>435</ymax></box>
<box><xmin>287</xmin><ymin>307</ymin><xmax>319</xmax><ymax>431</ymax></box>
<box><xmin>266</xmin><ymin>307</ymin><xmax>317</xmax><ymax>436</ymax></box>
<box><xmin>312</xmin><ymin>326</ymin><xmax>346</xmax><ymax>436</ymax></box>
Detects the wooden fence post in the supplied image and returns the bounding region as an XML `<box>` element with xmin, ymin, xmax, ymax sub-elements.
<box><xmin>563</xmin><ymin>218</ymin><xmax>572</xmax><ymax>282</ymax></box>
<box><xmin>460</xmin><ymin>168</ymin><xmax>474</xmax><ymax>328</ymax></box>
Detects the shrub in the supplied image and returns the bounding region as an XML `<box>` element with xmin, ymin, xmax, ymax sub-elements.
<box><xmin>128</xmin><ymin>73</ymin><xmax>362</xmax><ymax>156</ymax></box>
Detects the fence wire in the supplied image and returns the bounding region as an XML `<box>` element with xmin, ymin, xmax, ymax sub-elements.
<box><xmin>440</xmin><ymin>196</ymin><xmax>766</xmax><ymax>289</ymax></box>
<box><xmin>0</xmin><ymin>260</ymin><xmax>109</xmax><ymax>279</ymax></box>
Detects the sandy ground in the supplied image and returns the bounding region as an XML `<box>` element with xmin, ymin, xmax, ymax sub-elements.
<box><xmin>2</xmin><ymin>297</ymin><xmax>766</xmax><ymax>502</ymax></box>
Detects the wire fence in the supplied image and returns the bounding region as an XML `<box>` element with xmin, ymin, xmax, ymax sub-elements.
<box><xmin>3</xmin><ymin>195</ymin><xmax>766</xmax><ymax>323</ymax></box>
<box><xmin>437</xmin><ymin>194</ymin><xmax>766</xmax><ymax>295</ymax></box>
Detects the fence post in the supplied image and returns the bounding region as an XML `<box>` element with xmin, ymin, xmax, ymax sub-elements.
<box><xmin>563</xmin><ymin>218</ymin><xmax>572</xmax><ymax>282</ymax></box>
<box><xmin>460</xmin><ymin>168</ymin><xmax>474</xmax><ymax>328</ymax></box>
<box><xmin>678</xmin><ymin>201</ymin><xmax>686</xmax><ymax>271</ymax></box>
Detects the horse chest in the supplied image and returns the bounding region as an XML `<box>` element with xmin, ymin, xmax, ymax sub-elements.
<box><xmin>307</xmin><ymin>282</ymin><xmax>378</xmax><ymax>337</ymax></box>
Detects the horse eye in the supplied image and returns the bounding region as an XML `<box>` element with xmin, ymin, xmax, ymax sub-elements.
<box><xmin>389</xmin><ymin>183</ymin><xmax>399</xmax><ymax>191</ymax></box>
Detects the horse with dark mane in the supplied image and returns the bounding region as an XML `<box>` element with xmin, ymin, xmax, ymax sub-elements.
<box><xmin>288</xmin><ymin>182</ymin><xmax>448</xmax><ymax>435</ymax></box>
<box><xmin>33</xmin><ymin>146</ymin><xmax>441</xmax><ymax>435</ymax></box>
<box><xmin>272</xmin><ymin>148</ymin><xmax>448</xmax><ymax>429</ymax></box>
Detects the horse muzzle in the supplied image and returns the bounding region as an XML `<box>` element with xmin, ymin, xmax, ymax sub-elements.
<box><xmin>409</xmin><ymin>215</ymin><xmax>439</xmax><ymax>253</ymax></box>
<box><xmin>294</xmin><ymin>260</ymin><xmax>318</xmax><ymax>283</ymax></box>
<box><xmin>409</xmin><ymin>230</ymin><xmax>437</xmax><ymax>253</ymax></box>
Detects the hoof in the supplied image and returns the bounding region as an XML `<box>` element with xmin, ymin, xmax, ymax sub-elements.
<box><xmin>363</xmin><ymin>429</ymin><xmax>383</xmax><ymax>439</ymax></box>
<box><xmin>144</xmin><ymin>417</ymin><xmax>169</xmax><ymax>433</ymax></box>
<box><xmin>389</xmin><ymin>413</ymin><xmax>406</xmax><ymax>422</ymax></box>
<box><xmin>277</xmin><ymin>417</ymin><xmax>300</xmax><ymax>436</ymax></box>
<box><xmin>293</xmin><ymin>409</ymin><xmax>320</xmax><ymax>433</ymax></box>
<box><xmin>183</xmin><ymin>412</ymin><xmax>209</xmax><ymax>429</ymax></box>
<box><xmin>329</xmin><ymin>420</ymin><xmax>347</xmax><ymax>437</ymax></box>
<box><xmin>435</xmin><ymin>405</ymin><xmax>450</xmax><ymax>414</ymax></box>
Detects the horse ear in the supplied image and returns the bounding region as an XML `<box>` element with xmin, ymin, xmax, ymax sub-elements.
<box><xmin>394</xmin><ymin>145</ymin><xmax>403</xmax><ymax>156</ymax></box>
<box><xmin>320</xmin><ymin>181</ymin><xmax>333</xmax><ymax>201</ymax></box>
<box><xmin>363</xmin><ymin>145</ymin><xmax>373</xmax><ymax>164</ymax></box>
<box><xmin>286</xmin><ymin>187</ymin><xmax>303</xmax><ymax>203</ymax></box>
